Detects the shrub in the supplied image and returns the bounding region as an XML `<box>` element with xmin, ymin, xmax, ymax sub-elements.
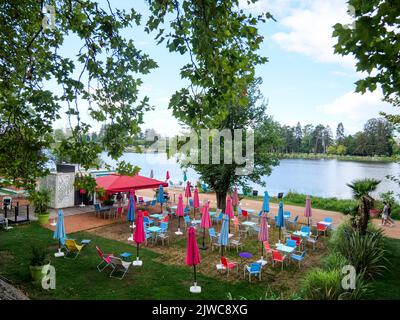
<box><xmin>29</xmin><ymin>246</ymin><xmax>49</xmax><ymax>267</ymax></box>
<box><xmin>323</xmin><ymin>251</ymin><xmax>347</xmax><ymax>271</ymax></box>
<box><xmin>300</xmin><ymin>268</ymin><xmax>342</xmax><ymax>300</ymax></box>
<box><xmin>332</xmin><ymin>223</ymin><xmax>387</xmax><ymax>279</ymax></box>
<box><xmin>338</xmin><ymin>271</ymin><xmax>373</xmax><ymax>300</ymax></box>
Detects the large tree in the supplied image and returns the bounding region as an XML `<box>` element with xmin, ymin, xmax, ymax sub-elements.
<box><xmin>146</xmin><ymin>0</ymin><xmax>279</xmax><ymax>210</ymax></box>
<box><xmin>0</xmin><ymin>1</ymin><xmax>157</xmax><ymax>189</ymax></box>
<box><xmin>333</xmin><ymin>0</ymin><xmax>400</xmax><ymax>121</ymax></box>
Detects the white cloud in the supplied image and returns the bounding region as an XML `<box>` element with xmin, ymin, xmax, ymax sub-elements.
<box><xmin>141</xmin><ymin>108</ymin><xmax>183</xmax><ymax>137</ymax></box>
<box><xmin>316</xmin><ymin>90</ymin><xmax>394</xmax><ymax>133</ymax></box>
<box><xmin>270</xmin><ymin>0</ymin><xmax>356</xmax><ymax>69</ymax></box>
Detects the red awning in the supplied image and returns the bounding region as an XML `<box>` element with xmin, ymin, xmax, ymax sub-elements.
<box><xmin>96</xmin><ymin>174</ymin><xmax>168</xmax><ymax>193</ymax></box>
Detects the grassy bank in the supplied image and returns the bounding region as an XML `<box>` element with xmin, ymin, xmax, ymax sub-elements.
<box><xmin>242</xmin><ymin>192</ymin><xmax>400</xmax><ymax>220</ymax></box>
<box><xmin>277</xmin><ymin>153</ymin><xmax>397</xmax><ymax>163</ymax></box>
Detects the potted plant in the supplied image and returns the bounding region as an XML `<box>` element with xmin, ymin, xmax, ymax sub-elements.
<box><xmin>74</xmin><ymin>174</ymin><xmax>97</xmax><ymax>206</ymax></box>
<box><xmin>29</xmin><ymin>246</ymin><xmax>51</xmax><ymax>282</ymax></box>
<box><xmin>28</xmin><ymin>189</ymin><xmax>51</xmax><ymax>225</ymax></box>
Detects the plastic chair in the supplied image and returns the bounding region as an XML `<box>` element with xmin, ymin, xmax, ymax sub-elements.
<box><xmin>306</xmin><ymin>234</ymin><xmax>319</xmax><ymax>249</ymax></box>
<box><xmin>220</xmin><ymin>256</ymin><xmax>238</xmax><ymax>276</ymax></box>
<box><xmin>285</xmin><ymin>239</ymin><xmax>297</xmax><ymax>248</ymax></box>
<box><xmin>189</xmin><ymin>198</ymin><xmax>194</xmax><ymax>208</ymax></box>
<box><xmin>323</xmin><ymin>217</ymin><xmax>333</xmax><ymax>223</ymax></box>
<box><xmin>184</xmin><ymin>215</ymin><xmax>191</xmax><ymax>228</ymax></box>
<box><xmin>291</xmin><ymin>235</ymin><xmax>302</xmax><ymax>248</ymax></box>
<box><xmin>272</xmin><ymin>249</ymin><xmax>286</xmax><ymax>270</ymax></box>
<box><xmin>95</xmin><ymin>245</ymin><xmax>113</xmax><ymax>272</ymax></box>
<box><xmin>263</xmin><ymin>241</ymin><xmax>272</xmax><ymax>256</ymax></box>
<box><xmin>287</xmin><ymin>215</ymin><xmax>298</xmax><ymax>229</ymax></box>
<box><xmin>64</xmin><ymin>239</ymin><xmax>85</xmax><ymax>259</ymax></box>
<box><xmin>244</xmin><ymin>262</ymin><xmax>262</xmax><ymax>282</ymax></box>
<box><xmin>317</xmin><ymin>223</ymin><xmax>328</xmax><ymax>236</ymax></box>
<box><xmin>241</xmin><ymin>210</ymin><xmax>249</xmax><ymax>221</ymax></box>
<box><xmin>290</xmin><ymin>250</ymin><xmax>306</xmax><ymax>268</ymax></box>
<box><xmin>300</xmin><ymin>225</ymin><xmax>311</xmax><ymax>234</ymax></box>
<box><xmin>109</xmin><ymin>256</ymin><xmax>132</xmax><ymax>280</ymax></box>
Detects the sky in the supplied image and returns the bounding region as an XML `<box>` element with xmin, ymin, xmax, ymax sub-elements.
<box><xmin>52</xmin><ymin>0</ymin><xmax>394</xmax><ymax>137</ymax></box>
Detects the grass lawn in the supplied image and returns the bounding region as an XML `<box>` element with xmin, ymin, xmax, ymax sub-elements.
<box><xmin>0</xmin><ymin>223</ymin><xmax>324</xmax><ymax>299</ymax></box>
<box><xmin>370</xmin><ymin>238</ymin><xmax>400</xmax><ymax>299</ymax></box>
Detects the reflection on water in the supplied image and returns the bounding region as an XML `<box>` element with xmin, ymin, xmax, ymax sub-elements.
<box><xmin>101</xmin><ymin>152</ymin><xmax>400</xmax><ymax>199</ymax></box>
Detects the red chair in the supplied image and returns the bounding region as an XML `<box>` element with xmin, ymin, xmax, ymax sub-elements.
<box><xmin>143</xmin><ymin>211</ymin><xmax>150</xmax><ymax>217</ymax></box>
<box><xmin>161</xmin><ymin>215</ymin><xmax>169</xmax><ymax>223</ymax></box>
<box><xmin>95</xmin><ymin>245</ymin><xmax>113</xmax><ymax>272</ymax></box>
<box><xmin>241</xmin><ymin>210</ymin><xmax>249</xmax><ymax>221</ymax></box>
<box><xmin>317</xmin><ymin>223</ymin><xmax>328</xmax><ymax>236</ymax></box>
<box><xmin>220</xmin><ymin>256</ymin><xmax>238</xmax><ymax>276</ymax></box>
<box><xmin>272</xmin><ymin>249</ymin><xmax>286</xmax><ymax>270</ymax></box>
<box><xmin>263</xmin><ymin>241</ymin><xmax>272</xmax><ymax>255</ymax></box>
<box><xmin>291</xmin><ymin>235</ymin><xmax>302</xmax><ymax>248</ymax></box>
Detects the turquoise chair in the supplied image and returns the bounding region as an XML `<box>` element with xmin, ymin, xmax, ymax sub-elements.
<box><xmin>286</xmin><ymin>239</ymin><xmax>297</xmax><ymax>248</ymax></box>
<box><xmin>189</xmin><ymin>198</ymin><xmax>194</xmax><ymax>207</ymax></box>
<box><xmin>291</xmin><ymin>251</ymin><xmax>306</xmax><ymax>267</ymax></box>
<box><xmin>201</xmin><ymin>183</ymin><xmax>208</xmax><ymax>192</ymax></box>
<box><xmin>287</xmin><ymin>215</ymin><xmax>299</xmax><ymax>228</ymax></box>
<box><xmin>324</xmin><ymin>217</ymin><xmax>333</xmax><ymax>223</ymax></box>
<box><xmin>184</xmin><ymin>215</ymin><xmax>191</xmax><ymax>228</ymax></box>
<box><xmin>300</xmin><ymin>226</ymin><xmax>311</xmax><ymax>234</ymax></box>
<box><xmin>244</xmin><ymin>263</ymin><xmax>262</xmax><ymax>282</ymax></box>
<box><xmin>214</xmin><ymin>212</ymin><xmax>224</xmax><ymax>224</ymax></box>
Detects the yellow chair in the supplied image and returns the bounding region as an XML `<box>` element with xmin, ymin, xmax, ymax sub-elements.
<box><xmin>64</xmin><ymin>239</ymin><xmax>84</xmax><ymax>259</ymax></box>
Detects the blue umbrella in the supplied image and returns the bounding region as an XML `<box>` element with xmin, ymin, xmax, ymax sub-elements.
<box><xmin>218</xmin><ymin>214</ymin><xmax>230</xmax><ymax>256</ymax></box>
<box><xmin>157</xmin><ymin>184</ymin><xmax>165</xmax><ymax>213</ymax></box>
<box><xmin>261</xmin><ymin>191</ymin><xmax>270</xmax><ymax>215</ymax></box>
<box><xmin>150</xmin><ymin>169</ymin><xmax>154</xmax><ymax>179</ymax></box>
<box><xmin>127</xmin><ymin>191</ymin><xmax>135</xmax><ymax>223</ymax></box>
<box><xmin>276</xmin><ymin>201</ymin><xmax>285</xmax><ymax>240</ymax></box>
<box><xmin>53</xmin><ymin>209</ymin><xmax>66</xmax><ymax>249</ymax></box>
<box><xmin>183</xmin><ymin>171</ymin><xmax>187</xmax><ymax>182</ymax></box>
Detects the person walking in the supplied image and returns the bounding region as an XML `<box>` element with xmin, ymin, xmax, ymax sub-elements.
<box><xmin>381</xmin><ymin>202</ymin><xmax>389</xmax><ymax>226</ymax></box>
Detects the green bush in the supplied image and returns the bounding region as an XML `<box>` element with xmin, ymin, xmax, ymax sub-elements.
<box><xmin>300</xmin><ymin>268</ymin><xmax>342</xmax><ymax>300</ymax></box>
<box><xmin>323</xmin><ymin>251</ymin><xmax>347</xmax><ymax>271</ymax></box>
<box><xmin>338</xmin><ymin>271</ymin><xmax>373</xmax><ymax>300</ymax></box>
<box><xmin>332</xmin><ymin>223</ymin><xmax>387</xmax><ymax>279</ymax></box>
<box><xmin>29</xmin><ymin>246</ymin><xmax>49</xmax><ymax>266</ymax></box>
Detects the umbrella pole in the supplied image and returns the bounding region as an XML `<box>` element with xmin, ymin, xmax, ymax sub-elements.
<box><xmin>193</xmin><ymin>265</ymin><xmax>197</xmax><ymax>284</ymax></box>
<box><xmin>193</xmin><ymin>207</ymin><xmax>196</xmax><ymax>220</ymax></box>
<box><xmin>221</xmin><ymin>245</ymin><xmax>224</xmax><ymax>257</ymax></box>
<box><xmin>260</xmin><ymin>242</ymin><xmax>263</xmax><ymax>257</ymax></box>
<box><xmin>136</xmin><ymin>243</ymin><xmax>139</xmax><ymax>259</ymax></box>
<box><xmin>201</xmin><ymin>227</ymin><xmax>207</xmax><ymax>250</ymax></box>
<box><xmin>178</xmin><ymin>216</ymin><xmax>181</xmax><ymax>229</ymax></box>
<box><xmin>307</xmin><ymin>217</ymin><xmax>310</xmax><ymax>227</ymax></box>
<box><xmin>279</xmin><ymin>227</ymin><xmax>281</xmax><ymax>242</ymax></box>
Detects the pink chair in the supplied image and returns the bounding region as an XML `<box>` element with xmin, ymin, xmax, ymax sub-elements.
<box><xmin>95</xmin><ymin>245</ymin><xmax>113</xmax><ymax>272</ymax></box>
<box><xmin>272</xmin><ymin>249</ymin><xmax>286</xmax><ymax>270</ymax></box>
<box><xmin>115</xmin><ymin>207</ymin><xmax>123</xmax><ymax>219</ymax></box>
<box><xmin>220</xmin><ymin>256</ymin><xmax>238</xmax><ymax>276</ymax></box>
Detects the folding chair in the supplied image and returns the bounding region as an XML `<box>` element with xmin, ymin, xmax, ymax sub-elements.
<box><xmin>109</xmin><ymin>256</ymin><xmax>132</xmax><ymax>280</ymax></box>
<box><xmin>64</xmin><ymin>239</ymin><xmax>84</xmax><ymax>259</ymax></box>
<box><xmin>95</xmin><ymin>245</ymin><xmax>113</xmax><ymax>272</ymax></box>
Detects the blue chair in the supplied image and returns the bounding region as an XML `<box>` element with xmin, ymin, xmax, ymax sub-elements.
<box><xmin>143</xmin><ymin>216</ymin><xmax>153</xmax><ymax>226</ymax></box>
<box><xmin>214</xmin><ymin>212</ymin><xmax>224</xmax><ymax>225</ymax></box>
<box><xmin>189</xmin><ymin>198</ymin><xmax>194</xmax><ymax>208</ymax></box>
<box><xmin>284</xmin><ymin>211</ymin><xmax>291</xmax><ymax>218</ymax></box>
<box><xmin>244</xmin><ymin>263</ymin><xmax>262</xmax><ymax>282</ymax></box>
<box><xmin>201</xmin><ymin>183</ymin><xmax>208</xmax><ymax>192</ymax></box>
<box><xmin>156</xmin><ymin>222</ymin><xmax>169</xmax><ymax>245</ymax></box>
<box><xmin>287</xmin><ymin>215</ymin><xmax>298</xmax><ymax>228</ymax></box>
<box><xmin>209</xmin><ymin>228</ymin><xmax>217</xmax><ymax>241</ymax></box>
<box><xmin>184</xmin><ymin>207</ymin><xmax>190</xmax><ymax>214</ymax></box>
<box><xmin>324</xmin><ymin>217</ymin><xmax>333</xmax><ymax>223</ymax></box>
<box><xmin>290</xmin><ymin>251</ymin><xmax>306</xmax><ymax>268</ymax></box>
<box><xmin>300</xmin><ymin>226</ymin><xmax>311</xmax><ymax>235</ymax></box>
<box><xmin>237</xmin><ymin>206</ymin><xmax>242</xmax><ymax>216</ymax></box>
<box><xmin>150</xmin><ymin>200</ymin><xmax>157</xmax><ymax>206</ymax></box>
<box><xmin>143</xmin><ymin>227</ymin><xmax>153</xmax><ymax>245</ymax></box>
<box><xmin>286</xmin><ymin>239</ymin><xmax>297</xmax><ymax>248</ymax></box>
<box><xmin>184</xmin><ymin>215</ymin><xmax>191</xmax><ymax>228</ymax></box>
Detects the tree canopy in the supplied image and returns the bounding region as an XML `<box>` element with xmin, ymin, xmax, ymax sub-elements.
<box><xmin>0</xmin><ymin>0</ymin><xmax>157</xmax><ymax>189</ymax></box>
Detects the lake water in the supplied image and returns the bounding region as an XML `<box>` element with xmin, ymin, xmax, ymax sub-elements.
<box><xmin>101</xmin><ymin>152</ymin><xmax>400</xmax><ymax>199</ymax></box>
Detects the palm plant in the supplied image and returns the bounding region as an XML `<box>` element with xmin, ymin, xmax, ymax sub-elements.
<box><xmin>346</xmin><ymin>179</ymin><xmax>380</xmax><ymax>235</ymax></box>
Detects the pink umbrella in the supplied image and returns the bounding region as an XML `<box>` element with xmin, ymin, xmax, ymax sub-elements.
<box><xmin>185</xmin><ymin>181</ymin><xmax>192</xmax><ymax>206</ymax></box>
<box><xmin>193</xmin><ymin>187</ymin><xmax>200</xmax><ymax>219</ymax></box>
<box><xmin>186</xmin><ymin>226</ymin><xmax>201</xmax><ymax>293</ymax></box>
<box><xmin>232</xmin><ymin>187</ymin><xmax>239</xmax><ymax>208</ymax></box>
<box><xmin>166</xmin><ymin>170</ymin><xmax>170</xmax><ymax>181</ymax></box>
<box><xmin>175</xmin><ymin>194</ymin><xmax>184</xmax><ymax>234</ymax></box>
<box><xmin>133</xmin><ymin>210</ymin><xmax>145</xmax><ymax>266</ymax></box>
<box><xmin>304</xmin><ymin>196</ymin><xmax>312</xmax><ymax>226</ymax></box>
<box><xmin>200</xmin><ymin>201</ymin><xmax>211</xmax><ymax>250</ymax></box>
<box><xmin>258</xmin><ymin>212</ymin><xmax>269</xmax><ymax>264</ymax></box>
<box><xmin>225</xmin><ymin>195</ymin><xmax>234</xmax><ymax>234</ymax></box>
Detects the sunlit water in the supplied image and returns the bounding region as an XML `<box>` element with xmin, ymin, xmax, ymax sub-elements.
<box><xmin>100</xmin><ymin>152</ymin><xmax>400</xmax><ymax>199</ymax></box>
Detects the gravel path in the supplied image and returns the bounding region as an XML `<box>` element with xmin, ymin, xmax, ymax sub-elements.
<box><xmin>0</xmin><ymin>278</ymin><xmax>29</xmax><ymax>300</ymax></box>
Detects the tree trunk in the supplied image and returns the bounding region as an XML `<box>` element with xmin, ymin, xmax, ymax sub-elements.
<box><xmin>216</xmin><ymin>191</ymin><xmax>227</xmax><ymax>212</ymax></box>
<box><xmin>359</xmin><ymin>196</ymin><xmax>371</xmax><ymax>235</ymax></box>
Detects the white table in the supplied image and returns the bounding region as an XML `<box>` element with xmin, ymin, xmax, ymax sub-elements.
<box><xmin>275</xmin><ymin>243</ymin><xmax>295</xmax><ymax>254</ymax></box>
<box><xmin>318</xmin><ymin>221</ymin><xmax>332</xmax><ymax>227</ymax></box>
<box><xmin>242</xmin><ymin>221</ymin><xmax>257</xmax><ymax>227</ymax></box>
<box><xmin>293</xmin><ymin>231</ymin><xmax>310</xmax><ymax>238</ymax></box>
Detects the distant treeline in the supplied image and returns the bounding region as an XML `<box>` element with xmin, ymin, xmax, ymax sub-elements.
<box><xmin>53</xmin><ymin>118</ymin><xmax>398</xmax><ymax>158</ymax></box>
<box><xmin>275</xmin><ymin>118</ymin><xmax>397</xmax><ymax>157</ymax></box>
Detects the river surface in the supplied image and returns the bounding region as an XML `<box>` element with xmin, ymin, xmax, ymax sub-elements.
<box><xmin>101</xmin><ymin>152</ymin><xmax>400</xmax><ymax>199</ymax></box>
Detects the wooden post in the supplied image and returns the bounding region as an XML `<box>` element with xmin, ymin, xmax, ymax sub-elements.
<box><xmin>27</xmin><ymin>205</ymin><xmax>30</xmax><ymax>221</ymax></box>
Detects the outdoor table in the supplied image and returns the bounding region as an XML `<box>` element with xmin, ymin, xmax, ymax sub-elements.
<box><xmin>150</xmin><ymin>214</ymin><xmax>164</xmax><ymax>220</ymax></box>
<box><xmin>293</xmin><ymin>231</ymin><xmax>310</xmax><ymax>238</ymax></box>
<box><xmin>275</xmin><ymin>243</ymin><xmax>295</xmax><ymax>254</ymax></box>
<box><xmin>238</xmin><ymin>252</ymin><xmax>253</xmax><ymax>270</ymax></box>
<box><xmin>191</xmin><ymin>219</ymin><xmax>201</xmax><ymax>226</ymax></box>
<box><xmin>318</xmin><ymin>221</ymin><xmax>332</xmax><ymax>226</ymax></box>
<box><xmin>120</xmin><ymin>252</ymin><xmax>132</xmax><ymax>261</ymax></box>
<box><xmin>170</xmin><ymin>205</ymin><xmax>178</xmax><ymax>210</ymax></box>
<box><xmin>217</xmin><ymin>233</ymin><xmax>234</xmax><ymax>239</ymax></box>
<box><xmin>242</xmin><ymin>221</ymin><xmax>257</xmax><ymax>227</ymax></box>
<box><xmin>209</xmin><ymin>211</ymin><xmax>217</xmax><ymax>217</ymax></box>
<box><xmin>147</xmin><ymin>226</ymin><xmax>162</xmax><ymax>233</ymax></box>
<box><xmin>283</xmin><ymin>214</ymin><xmax>291</xmax><ymax>219</ymax></box>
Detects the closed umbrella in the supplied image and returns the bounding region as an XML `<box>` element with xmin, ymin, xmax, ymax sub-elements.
<box><xmin>304</xmin><ymin>196</ymin><xmax>312</xmax><ymax>226</ymax></box>
<box><xmin>186</xmin><ymin>226</ymin><xmax>201</xmax><ymax>293</ymax></box>
<box><xmin>200</xmin><ymin>201</ymin><xmax>211</xmax><ymax>250</ymax></box>
<box><xmin>261</xmin><ymin>191</ymin><xmax>270</xmax><ymax>215</ymax></box>
<box><xmin>193</xmin><ymin>187</ymin><xmax>200</xmax><ymax>219</ymax></box>
<box><xmin>183</xmin><ymin>171</ymin><xmax>187</xmax><ymax>183</ymax></box>
<box><xmin>133</xmin><ymin>210</ymin><xmax>145</xmax><ymax>266</ymax></box>
<box><xmin>218</xmin><ymin>214</ymin><xmax>230</xmax><ymax>256</ymax></box>
<box><xmin>53</xmin><ymin>209</ymin><xmax>66</xmax><ymax>257</ymax></box>
<box><xmin>232</xmin><ymin>187</ymin><xmax>239</xmax><ymax>208</ymax></box>
<box><xmin>175</xmin><ymin>194</ymin><xmax>184</xmax><ymax>235</ymax></box>
<box><xmin>257</xmin><ymin>213</ymin><xmax>269</xmax><ymax>265</ymax></box>
<box><xmin>127</xmin><ymin>189</ymin><xmax>136</xmax><ymax>228</ymax></box>
<box><xmin>166</xmin><ymin>170</ymin><xmax>170</xmax><ymax>181</ymax></box>
<box><xmin>157</xmin><ymin>184</ymin><xmax>165</xmax><ymax>214</ymax></box>
<box><xmin>150</xmin><ymin>169</ymin><xmax>154</xmax><ymax>179</ymax></box>
<box><xmin>276</xmin><ymin>201</ymin><xmax>285</xmax><ymax>242</ymax></box>
<box><xmin>184</xmin><ymin>181</ymin><xmax>192</xmax><ymax>207</ymax></box>
<box><xmin>225</xmin><ymin>195</ymin><xmax>234</xmax><ymax>233</ymax></box>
